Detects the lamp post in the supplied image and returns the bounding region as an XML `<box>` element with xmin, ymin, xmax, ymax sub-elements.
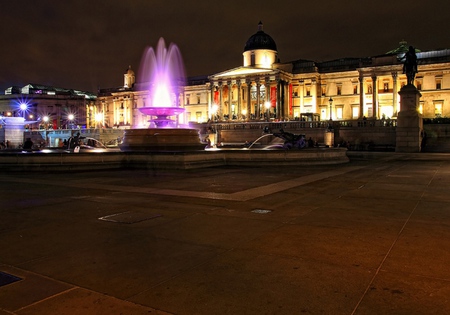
<box><xmin>329</xmin><ymin>97</ymin><xmax>333</xmax><ymax>121</ymax></box>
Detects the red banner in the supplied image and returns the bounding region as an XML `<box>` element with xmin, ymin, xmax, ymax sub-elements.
<box><xmin>214</xmin><ymin>91</ymin><xmax>219</xmax><ymax>104</ymax></box>
<box><xmin>270</xmin><ymin>86</ymin><xmax>276</xmax><ymax>108</ymax></box>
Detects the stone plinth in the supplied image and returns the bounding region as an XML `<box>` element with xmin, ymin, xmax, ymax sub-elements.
<box><xmin>396</xmin><ymin>85</ymin><xmax>423</xmax><ymax>153</ymax></box>
<box><xmin>0</xmin><ymin>117</ymin><xmax>26</xmax><ymax>148</ymax></box>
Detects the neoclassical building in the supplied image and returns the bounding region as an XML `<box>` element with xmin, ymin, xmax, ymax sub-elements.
<box><xmin>98</xmin><ymin>22</ymin><xmax>450</xmax><ymax>128</ymax></box>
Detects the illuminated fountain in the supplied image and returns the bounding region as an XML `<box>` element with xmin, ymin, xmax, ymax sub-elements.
<box><xmin>119</xmin><ymin>38</ymin><xmax>204</xmax><ymax>151</ymax></box>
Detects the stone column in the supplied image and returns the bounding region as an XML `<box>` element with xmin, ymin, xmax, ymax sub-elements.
<box><xmin>359</xmin><ymin>74</ymin><xmax>364</xmax><ymax>118</ymax></box>
<box><xmin>396</xmin><ymin>85</ymin><xmax>423</xmax><ymax>152</ymax></box>
<box><xmin>265</xmin><ymin>80</ymin><xmax>270</xmax><ymax>119</ymax></box>
<box><xmin>219</xmin><ymin>82</ymin><xmax>223</xmax><ymax>120</ymax></box>
<box><xmin>209</xmin><ymin>84</ymin><xmax>214</xmax><ymax>120</ymax></box>
<box><xmin>227</xmin><ymin>81</ymin><xmax>232</xmax><ymax>119</ymax></box>
<box><xmin>246</xmin><ymin>80</ymin><xmax>252</xmax><ymax>121</ymax></box>
<box><xmin>276</xmin><ymin>80</ymin><xmax>282</xmax><ymax>119</ymax></box>
<box><xmin>371</xmin><ymin>75</ymin><xmax>377</xmax><ymax>119</ymax></box>
<box><xmin>299</xmin><ymin>80</ymin><xmax>304</xmax><ymax>112</ymax></box>
<box><xmin>237</xmin><ymin>81</ymin><xmax>241</xmax><ymax>119</ymax></box>
<box><xmin>256</xmin><ymin>81</ymin><xmax>261</xmax><ymax>119</ymax></box>
<box><xmin>392</xmin><ymin>72</ymin><xmax>398</xmax><ymax>116</ymax></box>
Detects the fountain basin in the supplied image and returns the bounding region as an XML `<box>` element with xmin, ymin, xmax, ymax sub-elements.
<box><xmin>119</xmin><ymin>128</ymin><xmax>205</xmax><ymax>151</ymax></box>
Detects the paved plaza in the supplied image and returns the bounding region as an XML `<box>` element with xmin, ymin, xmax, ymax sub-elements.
<box><xmin>1</xmin><ymin>152</ymin><xmax>450</xmax><ymax>314</ymax></box>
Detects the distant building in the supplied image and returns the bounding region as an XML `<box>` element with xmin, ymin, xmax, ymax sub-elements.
<box><xmin>98</xmin><ymin>22</ymin><xmax>450</xmax><ymax>128</ymax></box>
<box><xmin>0</xmin><ymin>84</ymin><xmax>96</xmax><ymax>129</ymax></box>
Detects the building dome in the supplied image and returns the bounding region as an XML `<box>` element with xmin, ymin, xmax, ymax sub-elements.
<box><xmin>244</xmin><ymin>21</ymin><xmax>277</xmax><ymax>52</ymax></box>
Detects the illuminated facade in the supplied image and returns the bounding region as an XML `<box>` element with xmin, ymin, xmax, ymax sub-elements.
<box><xmin>22</xmin><ymin>23</ymin><xmax>450</xmax><ymax>128</ymax></box>
<box><xmin>0</xmin><ymin>84</ymin><xmax>96</xmax><ymax>129</ymax></box>
<box><xmin>203</xmin><ymin>25</ymin><xmax>450</xmax><ymax>122</ymax></box>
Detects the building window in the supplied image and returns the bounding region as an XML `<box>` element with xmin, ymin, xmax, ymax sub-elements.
<box><xmin>383</xmin><ymin>82</ymin><xmax>389</xmax><ymax>92</ymax></box>
<box><xmin>434</xmin><ymin>102</ymin><xmax>443</xmax><ymax>117</ymax></box>
<box><xmin>197</xmin><ymin>94</ymin><xmax>201</xmax><ymax>104</ymax></box>
<box><xmin>293</xmin><ymin>86</ymin><xmax>298</xmax><ymax>97</ymax></box>
<box><xmin>367</xmin><ymin>84</ymin><xmax>372</xmax><ymax>94</ymax></box>
<box><xmin>352</xmin><ymin>106</ymin><xmax>359</xmax><ymax>118</ymax></box>
<box><xmin>305</xmin><ymin>85</ymin><xmax>311</xmax><ymax>96</ymax></box>
<box><xmin>336</xmin><ymin>106</ymin><xmax>343</xmax><ymax>119</ymax></box>
<box><xmin>353</xmin><ymin>85</ymin><xmax>358</xmax><ymax>95</ymax></box>
<box><xmin>186</xmin><ymin>96</ymin><xmax>190</xmax><ymax>105</ymax></box>
<box><xmin>337</xmin><ymin>85</ymin><xmax>342</xmax><ymax>96</ymax></box>
<box><xmin>321</xmin><ymin>86</ymin><xmax>326</xmax><ymax>96</ymax></box>
<box><xmin>436</xmin><ymin>79</ymin><xmax>442</xmax><ymax>90</ymax></box>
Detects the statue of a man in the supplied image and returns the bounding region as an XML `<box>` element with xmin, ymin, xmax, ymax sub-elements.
<box><xmin>401</xmin><ymin>46</ymin><xmax>418</xmax><ymax>86</ymax></box>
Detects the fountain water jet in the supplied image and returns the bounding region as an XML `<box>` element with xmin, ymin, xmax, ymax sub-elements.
<box><xmin>119</xmin><ymin>38</ymin><xmax>204</xmax><ymax>151</ymax></box>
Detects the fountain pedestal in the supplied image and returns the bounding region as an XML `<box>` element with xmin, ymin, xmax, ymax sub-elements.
<box><xmin>119</xmin><ymin>128</ymin><xmax>204</xmax><ymax>151</ymax></box>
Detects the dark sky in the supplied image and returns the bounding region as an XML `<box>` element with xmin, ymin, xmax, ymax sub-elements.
<box><xmin>1</xmin><ymin>0</ymin><xmax>449</xmax><ymax>93</ymax></box>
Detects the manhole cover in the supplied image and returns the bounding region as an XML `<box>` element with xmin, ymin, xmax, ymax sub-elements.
<box><xmin>98</xmin><ymin>211</ymin><xmax>162</xmax><ymax>224</ymax></box>
<box><xmin>251</xmin><ymin>209</ymin><xmax>272</xmax><ymax>214</ymax></box>
<box><xmin>0</xmin><ymin>272</ymin><xmax>22</xmax><ymax>287</ymax></box>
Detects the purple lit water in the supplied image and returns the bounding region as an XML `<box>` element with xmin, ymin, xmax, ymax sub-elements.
<box><xmin>137</xmin><ymin>38</ymin><xmax>186</xmax><ymax>128</ymax></box>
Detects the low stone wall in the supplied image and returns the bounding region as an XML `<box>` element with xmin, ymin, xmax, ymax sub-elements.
<box><xmin>0</xmin><ymin>148</ymin><xmax>349</xmax><ymax>172</ymax></box>
<box><xmin>208</xmin><ymin>122</ymin><xmax>397</xmax><ymax>151</ymax></box>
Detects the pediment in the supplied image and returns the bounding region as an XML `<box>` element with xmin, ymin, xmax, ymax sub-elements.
<box><xmin>209</xmin><ymin>66</ymin><xmax>278</xmax><ymax>79</ymax></box>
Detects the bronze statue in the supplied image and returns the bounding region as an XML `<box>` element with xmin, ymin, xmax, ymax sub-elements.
<box><xmin>400</xmin><ymin>46</ymin><xmax>418</xmax><ymax>86</ymax></box>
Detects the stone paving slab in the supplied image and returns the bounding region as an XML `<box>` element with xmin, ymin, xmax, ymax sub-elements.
<box><xmin>1</xmin><ymin>153</ymin><xmax>450</xmax><ymax>314</ymax></box>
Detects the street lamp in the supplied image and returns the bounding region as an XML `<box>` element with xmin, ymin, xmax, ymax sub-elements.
<box><xmin>68</xmin><ymin>114</ymin><xmax>75</xmax><ymax>129</ymax></box>
<box><xmin>329</xmin><ymin>97</ymin><xmax>333</xmax><ymax>121</ymax></box>
<box><xmin>20</xmin><ymin>103</ymin><xmax>27</xmax><ymax>119</ymax></box>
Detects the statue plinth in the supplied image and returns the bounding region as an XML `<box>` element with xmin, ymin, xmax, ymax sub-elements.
<box><xmin>396</xmin><ymin>85</ymin><xmax>423</xmax><ymax>153</ymax></box>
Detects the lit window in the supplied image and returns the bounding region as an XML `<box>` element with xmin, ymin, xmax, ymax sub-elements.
<box><xmin>352</xmin><ymin>106</ymin><xmax>359</xmax><ymax>118</ymax></box>
<box><xmin>434</xmin><ymin>102</ymin><xmax>443</xmax><ymax>117</ymax></box>
<box><xmin>336</xmin><ymin>106</ymin><xmax>343</xmax><ymax>119</ymax></box>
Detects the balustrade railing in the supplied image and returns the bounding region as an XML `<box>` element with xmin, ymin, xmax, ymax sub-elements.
<box><xmin>206</xmin><ymin>119</ymin><xmax>397</xmax><ymax>131</ymax></box>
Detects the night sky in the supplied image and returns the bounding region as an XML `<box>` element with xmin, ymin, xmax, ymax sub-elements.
<box><xmin>1</xmin><ymin>0</ymin><xmax>449</xmax><ymax>94</ymax></box>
